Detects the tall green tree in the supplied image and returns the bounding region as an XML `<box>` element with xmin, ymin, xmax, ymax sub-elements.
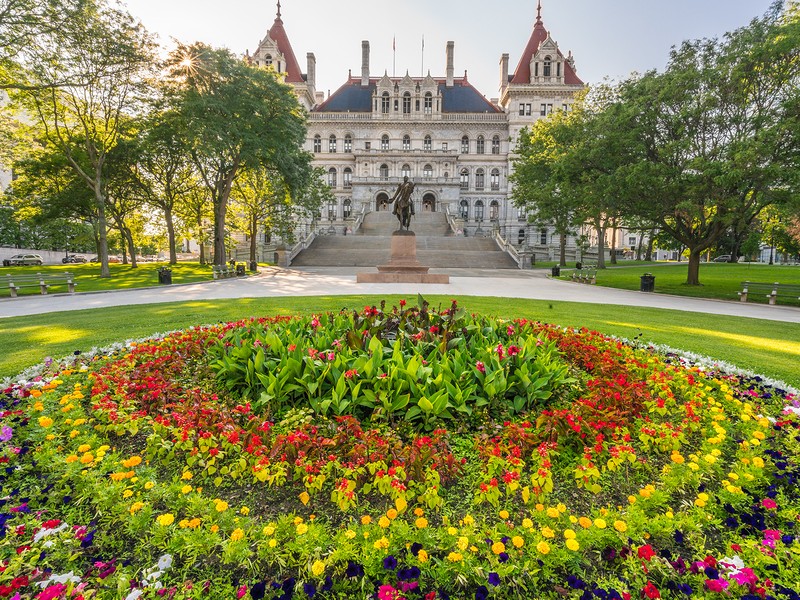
<box><xmin>15</xmin><ymin>0</ymin><xmax>156</xmax><ymax>276</ymax></box>
<box><xmin>162</xmin><ymin>43</ymin><xmax>313</xmax><ymax>266</ymax></box>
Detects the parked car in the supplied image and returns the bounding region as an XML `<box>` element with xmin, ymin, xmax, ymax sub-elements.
<box><xmin>62</xmin><ymin>254</ymin><xmax>87</xmax><ymax>264</ymax></box>
<box><xmin>713</xmin><ymin>255</ymin><xmax>732</xmax><ymax>263</ymax></box>
<box><xmin>90</xmin><ymin>255</ymin><xmax>121</xmax><ymax>263</ymax></box>
<box><xmin>7</xmin><ymin>253</ymin><xmax>44</xmax><ymax>266</ymax></box>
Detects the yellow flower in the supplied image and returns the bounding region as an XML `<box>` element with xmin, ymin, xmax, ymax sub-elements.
<box><xmin>181</xmin><ymin>471</ymin><xmax>193</xmax><ymax>480</ymax></box>
<box><xmin>579</xmin><ymin>516</ymin><xmax>592</xmax><ymax>528</ymax></box>
<box><xmin>144</xmin><ymin>481</ymin><xmax>155</xmax><ymax>490</ymax></box>
<box><xmin>417</xmin><ymin>549</ymin><xmax>429</xmax><ymax>563</ymax></box>
<box><xmin>521</xmin><ymin>518</ymin><xmax>533</xmax><ymax>529</ymax></box>
<box><xmin>77</xmin><ymin>443</ymin><xmax>91</xmax><ymax>453</ymax></box>
<box><xmin>361</xmin><ymin>515</ymin><xmax>372</xmax><ymax>525</ymax></box>
<box><xmin>563</xmin><ymin>529</ymin><xmax>576</xmax><ymax>539</ymax></box>
<box><xmin>214</xmin><ymin>500</ymin><xmax>229</xmax><ymax>513</ymax></box>
<box><xmin>566</xmin><ymin>538</ymin><xmax>580</xmax><ymax>551</ymax></box>
<box><xmin>491</xmin><ymin>541</ymin><xmax>506</xmax><ymax>555</ymax></box>
<box><xmin>239</xmin><ymin>506</ymin><xmax>250</xmax><ymax>516</ymax></box>
<box><xmin>536</xmin><ymin>541</ymin><xmax>551</xmax><ymax>555</ymax></box>
<box><xmin>627</xmin><ymin>495</ymin><xmax>637</xmax><ymax>505</ymax></box>
<box><xmin>670</xmin><ymin>452</ymin><xmax>685</xmax><ymax>464</ymax></box>
<box><xmin>230</xmin><ymin>528</ymin><xmax>244</xmax><ymax>541</ymax></box>
<box><xmin>447</xmin><ymin>552</ymin><xmax>463</xmax><ymax>562</ymax></box>
<box><xmin>447</xmin><ymin>526</ymin><xmax>458</xmax><ymax>536</ymax></box>
<box><xmin>156</xmin><ymin>513</ymin><xmax>175</xmax><ymax>527</ymax></box>
<box><xmin>462</xmin><ymin>514</ymin><xmax>474</xmax><ymax>526</ymax></box>
<box><xmin>511</xmin><ymin>536</ymin><xmax>524</xmax><ymax>548</ymax></box>
<box><xmin>499</xmin><ymin>510</ymin><xmax>509</xmax><ymax>519</ymax></box>
<box><xmin>263</xmin><ymin>525</ymin><xmax>276</xmax><ymax>536</ymax></box>
<box><xmin>296</xmin><ymin>523</ymin><xmax>309</xmax><ymax>535</ymax></box>
<box><xmin>38</xmin><ymin>416</ymin><xmax>54</xmax><ymax>428</ymax></box>
<box><xmin>613</xmin><ymin>520</ymin><xmax>627</xmax><ymax>533</ymax></box>
<box><xmin>312</xmin><ymin>560</ymin><xmax>325</xmax><ymax>577</ymax></box>
<box><xmin>386</xmin><ymin>508</ymin><xmax>398</xmax><ymax>520</ymax></box>
<box><xmin>69</xmin><ymin>430</ymin><xmax>80</xmax><ymax>439</ymax></box>
<box><xmin>130</xmin><ymin>501</ymin><xmax>145</xmax><ymax>514</ymax></box>
<box><xmin>373</xmin><ymin>536</ymin><xmax>389</xmax><ymax>550</ymax></box>
<box><xmin>752</xmin><ymin>457</ymin><xmax>765</xmax><ymax>468</ymax></box>
<box><xmin>378</xmin><ymin>516</ymin><xmax>391</xmax><ymax>529</ymax></box>
<box><xmin>415</xmin><ymin>517</ymin><xmax>428</xmax><ymax>529</ymax></box>
<box><xmin>556</xmin><ymin>503</ymin><xmax>566</xmax><ymax>513</ymax></box>
<box><xmin>211</xmin><ymin>524</ymin><xmax>220</xmax><ymax>534</ymax></box>
<box><xmin>594</xmin><ymin>518</ymin><xmax>607</xmax><ymax>529</ymax></box>
<box><xmin>268</xmin><ymin>538</ymin><xmax>277</xmax><ymax>548</ymax></box>
<box><xmin>344</xmin><ymin>529</ymin><xmax>356</xmax><ymax>539</ymax></box>
<box><xmin>80</xmin><ymin>452</ymin><xmax>94</xmax><ymax>464</ymax></box>
<box><xmin>414</xmin><ymin>508</ymin><xmax>425</xmax><ymax>517</ymax></box>
<box><xmin>541</xmin><ymin>527</ymin><xmax>555</xmax><ymax>538</ymax></box>
<box><xmin>181</xmin><ymin>485</ymin><xmax>193</xmax><ymax>494</ymax></box>
<box><xmin>457</xmin><ymin>536</ymin><xmax>469</xmax><ymax>551</ymax></box>
<box><xmin>122</xmin><ymin>456</ymin><xmax>142</xmax><ymax>468</ymax></box>
<box><xmin>65</xmin><ymin>455</ymin><xmax>78</xmax><ymax>464</ymax></box>
<box><xmin>546</xmin><ymin>507</ymin><xmax>560</xmax><ymax>518</ymax></box>
<box><xmin>122</xmin><ymin>490</ymin><xmax>133</xmax><ymax>499</ymax></box>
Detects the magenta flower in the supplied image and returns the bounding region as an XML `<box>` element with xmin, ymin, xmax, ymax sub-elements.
<box><xmin>476</xmin><ymin>361</ymin><xmax>485</xmax><ymax>373</ymax></box>
<box><xmin>761</xmin><ymin>498</ymin><xmax>777</xmax><ymax>510</ymax></box>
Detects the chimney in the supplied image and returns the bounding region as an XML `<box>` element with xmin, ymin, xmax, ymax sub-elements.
<box><xmin>306</xmin><ymin>52</ymin><xmax>316</xmax><ymax>90</ymax></box>
<box><xmin>361</xmin><ymin>40</ymin><xmax>370</xmax><ymax>87</ymax></box>
<box><xmin>499</xmin><ymin>53</ymin><xmax>509</xmax><ymax>95</ymax></box>
<box><xmin>446</xmin><ymin>41</ymin><xmax>454</xmax><ymax>87</ymax></box>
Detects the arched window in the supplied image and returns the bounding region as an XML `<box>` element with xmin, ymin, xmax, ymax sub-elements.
<box><xmin>423</xmin><ymin>164</ymin><xmax>433</xmax><ymax>179</ymax></box>
<box><xmin>476</xmin><ymin>136</ymin><xmax>485</xmax><ymax>154</ymax></box>
<box><xmin>344</xmin><ymin>135</ymin><xmax>352</xmax><ymax>153</ymax></box>
<box><xmin>423</xmin><ymin>135</ymin><xmax>432</xmax><ymax>151</ymax></box>
<box><xmin>459</xmin><ymin>200</ymin><xmax>469</xmax><ymax>220</ymax></box>
<box><xmin>424</xmin><ymin>92</ymin><xmax>433</xmax><ymax>114</ymax></box>
<box><xmin>379</xmin><ymin>164</ymin><xmax>389</xmax><ymax>180</ymax></box>
<box><xmin>475</xmin><ymin>168</ymin><xmax>485</xmax><ymax>191</ymax></box>
<box><xmin>343</xmin><ymin>167</ymin><xmax>352</xmax><ymax>189</ymax></box>
<box><xmin>381</xmin><ymin>135</ymin><xmax>389</xmax><ymax>151</ymax></box>
<box><xmin>402</xmin><ymin>92</ymin><xmax>411</xmax><ymax>114</ymax></box>
<box><xmin>492</xmin><ymin>135</ymin><xmax>500</xmax><ymax>155</ymax></box>
<box><xmin>327</xmin><ymin>167</ymin><xmax>337</xmax><ymax>188</ymax></box>
<box><xmin>327</xmin><ymin>200</ymin><xmax>337</xmax><ymax>220</ymax></box>
<box><xmin>460</xmin><ymin>168</ymin><xmax>469</xmax><ymax>190</ymax></box>
<box><xmin>328</xmin><ymin>135</ymin><xmax>337</xmax><ymax>153</ymax></box>
<box><xmin>313</xmin><ymin>135</ymin><xmax>321</xmax><ymax>153</ymax></box>
<box><xmin>401</xmin><ymin>164</ymin><xmax>411</xmax><ymax>178</ymax></box>
<box><xmin>540</xmin><ymin>227</ymin><xmax>548</xmax><ymax>245</ymax></box>
<box><xmin>343</xmin><ymin>198</ymin><xmax>352</xmax><ymax>218</ymax></box>
<box><xmin>543</xmin><ymin>55</ymin><xmax>552</xmax><ymax>77</ymax></box>
<box><xmin>489</xmin><ymin>200</ymin><xmax>499</xmax><ymax>221</ymax></box>
<box><xmin>490</xmin><ymin>168</ymin><xmax>500</xmax><ymax>191</ymax></box>
<box><xmin>264</xmin><ymin>54</ymin><xmax>273</xmax><ymax>67</ymax></box>
<box><xmin>381</xmin><ymin>92</ymin><xmax>390</xmax><ymax>114</ymax></box>
<box><xmin>518</xmin><ymin>205</ymin><xmax>527</xmax><ymax>221</ymax></box>
<box><xmin>461</xmin><ymin>135</ymin><xmax>469</xmax><ymax>154</ymax></box>
<box><xmin>402</xmin><ymin>134</ymin><xmax>411</xmax><ymax>151</ymax></box>
<box><xmin>475</xmin><ymin>200</ymin><xmax>485</xmax><ymax>221</ymax></box>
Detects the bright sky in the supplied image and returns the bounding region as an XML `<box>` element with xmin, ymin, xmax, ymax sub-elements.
<box><xmin>120</xmin><ymin>0</ymin><xmax>777</xmax><ymax>100</ymax></box>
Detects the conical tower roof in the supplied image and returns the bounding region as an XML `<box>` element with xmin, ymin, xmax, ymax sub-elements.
<box><xmin>265</xmin><ymin>1</ymin><xmax>304</xmax><ymax>83</ymax></box>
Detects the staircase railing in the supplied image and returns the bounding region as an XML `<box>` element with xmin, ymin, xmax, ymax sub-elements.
<box><xmin>492</xmin><ymin>229</ymin><xmax>531</xmax><ymax>269</ymax></box>
<box><xmin>288</xmin><ymin>230</ymin><xmax>317</xmax><ymax>263</ymax></box>
<box><xmin>444</xmin><ymin>205</ymin><xmax>461</xmax><ymax>235</ymax></box>
<box><xmin>351</xmin><ymin>204</ymin><xmax>368</xmax><ymax>234</ymax></box>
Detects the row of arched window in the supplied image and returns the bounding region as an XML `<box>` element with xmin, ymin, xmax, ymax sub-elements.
<box><xmin>458</xmin><ymin>199</ymin><xmax>500</xmax><ymax>222</ymax></box>
<box><xmin>313</xmin><ymin>134</ymin><xmax>502</xmax><ymax>154</ymax></box>
<box><xmin>377</xmin><ymin>91</ymin><xmax>436</xmax><ymax>115</ymax></box>
<box><xmin>325</xmin><ymin>199</ymin><xmax>352</xmax><ymax>220</ymax></box>
<box><xmin>460</xmin><ymin>168</ymin><xmax>502</xmax><ymax>191</ymax></box>
<box><xmin>326</xmin><ymin>167</ymin><xmax>353</xmax><ymax>189</ymax></box>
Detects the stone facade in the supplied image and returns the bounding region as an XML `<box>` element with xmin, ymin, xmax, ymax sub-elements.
<box><xmin>249</xmin><ymin>1</ymin><xmax>588</xmax><ymax>260</ymax></box>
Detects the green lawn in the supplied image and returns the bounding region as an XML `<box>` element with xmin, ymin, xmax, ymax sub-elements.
<box><xmin>1</xmin><ymin>261</ymin><xmax>229</xmax><ymax>297</ymax></box>
<box><xmin>564</xmin><ymin>262</ymin><xmax>800</xmax><ymax>306</ymax></box>
<box><xmin>2</xmin><ymin>295</ymin><xmax>798</xmax><ymax>389</ymax></box>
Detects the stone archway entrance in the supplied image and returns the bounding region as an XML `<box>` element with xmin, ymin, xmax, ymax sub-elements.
<box><xmin>422</xmin><ymin>193</ymin><xmax>436</xmax><ymax>212</ymax></box>
<box><xmin>376</xmin><ymin>192</ymin><xmax>389</xmax><ymax>211</ymax></box>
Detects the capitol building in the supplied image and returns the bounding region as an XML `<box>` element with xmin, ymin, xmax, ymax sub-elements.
<box><xmin>248</xmin><ymin>1</ymin><xmax>587</xmax><ymax>260</ymax></box>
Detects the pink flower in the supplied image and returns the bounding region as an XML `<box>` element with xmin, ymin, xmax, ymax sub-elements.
<box><xmin>327</xmin><ymin>352</ymin><xmax>335</xmax><ymax>361</ymax></box>
<box><xmin>761</xmin><ymin>498</ymin><xmax>777</xmax><ymax>510</ymax></box>
<box><xmin>476</xmin><ymin>361</ymin><xmax>485</xmax><ymax>374</ymax></box>
<box><xmin>378</xmin><ymin>585</ymin><xmax>403</xmax><ymax>600</ymax></box>
<box><xmin>237</xmin><ymin>584</ymin><xmax>248</xmax><ymax>599</ymax></box>
<box><xmin>496</xmin><ymin>344</ymin><xmax>504</xmax><ymax>360</ymax></box>
<box><xmin>730</xmin><ymin>568</ymin><xmax>758</xmax><ymax>587</ymax></box>
<box><xmin>311</xmin><ymin>317</ymin><xmax>320</xmax><ymax>329</ymax></box>
<box><xmin>705</xmin><ymin>579</ymin><xmax>729</xmax><ymax>593</ymax></box>
<box><xmin>507</xmin><ymin>325</ymin><xmax>515</xmax><ymax>335</ymax></box>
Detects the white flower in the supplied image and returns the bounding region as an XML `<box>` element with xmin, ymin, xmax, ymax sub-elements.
<box><xmin>157</xmin><ymin>553</ymin><xmax>173</xmax><ymax>571</ymax></box>
<box><xmin>33</xmin><ymin>522</ymin><xmax>69</xmax><ymax>542</ymax></box>
<box><xmin>124</xmin><ymin>590</ymin><xmax>144</xmax><ymax>600</ymax></box>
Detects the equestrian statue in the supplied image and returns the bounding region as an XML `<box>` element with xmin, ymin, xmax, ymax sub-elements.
<box><xmin>388</xmin><ymin>176</ymin><xmax>415</xmax><ymax>231</ymax></box>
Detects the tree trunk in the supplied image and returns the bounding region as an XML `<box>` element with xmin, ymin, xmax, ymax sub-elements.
<box><xmin>595</xmin><ymin>223</ymin><xmax>606</xmax><ymax>269</ymax></box>
<box><xmin>96</xmin><ymin>193</ymin><xmax>110</xmax><ymax>278</ymax></box>
<box><xmin>119</xmin><ymin>224</ymin><xmax>128</xmax><ymax>265</ymax></box>
<box><xmin>645</xmin><ymin>227</ymin><xmax>656</xmax><ymax>262</ymax></box>
<box><xmin>559</xmin><ymin>232</ymin><xmax>567</xmax><ymax>267</ymax></box>
<box><xmin>124</xmin><ymin>226</ymin><xmax>137</xmax><ymax>268</ymax></box>
<box><xmin>250</xmin><ymin>214</ymin><xmax>258</xmax><ymax>263</ymax></box>
<box><xmin>165</xmin><ymin>205</ymin><xmax>177</xmax><ymax>264</ymax></box>
<box><xmin>636</xmin><ymin>232</ymin><xmax>644</xmax><ymax>261</ymax></box>
<box><xmin>610</xmin><ymin>223</ymin><xmax>618</xmax><ymax>265</ymax></box>
<box><xmin>686</xmin><ymin>248</ymin><xmax>703</xmax><ymax>285</ymax></box>
<box><xmin>213</xmin><ymin>196</ymin><xmax>227</xmax><ymax>266</ymax></box>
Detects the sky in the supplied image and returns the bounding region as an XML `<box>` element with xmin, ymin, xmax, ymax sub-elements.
<box><xmin>119</xmin><ymin>0</ymin><xmax>778</xmax><ymax>100</ymax></box>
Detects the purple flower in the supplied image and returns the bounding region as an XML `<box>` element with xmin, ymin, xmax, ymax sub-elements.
<box><xmin>498</xmin><ymin>552</ymin><xmax>509</xmax><ymax>563</ymax></box>
<box><xmin>303</xmin><ymin>583</ymin><xmax>316</xmax><ymax>598</ymax></box>
<box><xmin>250</xmin><ymin>582</ymin><xmax>266</xmax><ymax>600</ymax></box>
<box><xmin>488</xmin><ymin>573</ymin><xmax>500</xmax><ymax>587</ymax></box>
<box><xmin>0</xmin><ymin>426</ymin><xmax>12</xmax><ymax>442</ymax></box>
<box><xmin>383</xmin><ymin>555</ymin><xmax>397</xmax><ymax>570</ymax></box>
<box><xmin>345</xmin><ymin>562</ymin><xmax>364</xmax><ymax>578</ymax></box>
<box><xmin>475</xmin><ymin>585</ymin><xmax>489</xmax><ymax>600</ymax></box>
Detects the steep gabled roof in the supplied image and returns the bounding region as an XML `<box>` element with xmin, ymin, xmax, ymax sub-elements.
<box><xmin>314</xmin><ymin>77</ymin><xmax>501</xmax><ymax>113</ymax></box>
<box><xmin>265</xmin><ymin>3</ymin><xmax>303</xmax><ymax>83</ymax></box>
<box><xmin>509</xmin><ymin>1</ymin><xmax>584</xmax><ymax>85</ymax></box>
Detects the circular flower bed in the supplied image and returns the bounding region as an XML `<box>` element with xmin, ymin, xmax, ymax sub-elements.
<box><xmin>1</xmin><ymin>299</ymin><xmax>799</xmax><ymax>600</ymax></box>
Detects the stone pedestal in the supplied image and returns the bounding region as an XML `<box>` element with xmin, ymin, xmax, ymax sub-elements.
<box><xmin>357</xmin><ymin>231</ymin><xmax>449</xmax><ymax>284</ymax></box>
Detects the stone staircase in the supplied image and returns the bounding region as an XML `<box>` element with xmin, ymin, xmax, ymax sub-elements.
<box><xmin>291</xmin><ymin>212</ymin><xmax>518</xmax><ymax>269</ymax></box>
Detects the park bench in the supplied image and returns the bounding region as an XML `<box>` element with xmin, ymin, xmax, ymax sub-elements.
<box><xmin>570</xmin><ymin>265</ymin><xmax>597</xmax><ymax>285</ymax></box>
<box><xmin>5</xmin><ymin>272</ymin><xmax>77</xmax><ymax>298</ymax></box>
<box><xmin>738</xmin><ymin>281</ymin><xmax>800</xmax><ymax>305</ymax></box>
<box><xmin>212</xmin><ymin>264</ymin><xmax>246</xmax><ymax>279</ymax></box>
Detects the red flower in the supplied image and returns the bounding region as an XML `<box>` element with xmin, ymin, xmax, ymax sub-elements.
<box><xmin>642</xmin><ymin>582</ymin><xmax>660</xmax><ymax>599</ymax></box>
<box><xmin>637</xmin><ymin>545</ymin><xmax>656</xmax><ymax>561</ymax></box>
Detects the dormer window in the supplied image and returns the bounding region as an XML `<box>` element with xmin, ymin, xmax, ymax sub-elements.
<box><xmin>265</xmin><ymin>54</ymin><xmax>273</xmax><ymax>67</ymax></box>
<box><xmin>424</xmin><ymin>92</ymin><xmax>432</xmax><ymax>114</ymax></box>
<box><xmin>557</xmin><ymin>62</ymin><xmax>561</xmax><ymax>77</ymax></box>
<box><xmin>402</xmin><ymin>92</ymin><xmax>411</xmax><ymax>114</ymax></box>
<box><xmin>381</xmin><ymin>92</ymin><xmax>390</xmax><ymax>114</ymax></box>
<box><xmin>543</xmin><ymin>56</ymin><xmax>552</xmax><ymax>77</ymax></box>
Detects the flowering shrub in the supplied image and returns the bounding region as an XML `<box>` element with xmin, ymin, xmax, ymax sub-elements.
<box><xmin>1</xmin><ymin>299</ymin><xmax>799</xmax><ymax>599</ymax></box>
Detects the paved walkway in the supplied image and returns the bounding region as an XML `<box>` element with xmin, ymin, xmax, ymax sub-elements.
<box><xmin>1</xmin><ymin>267</ymin><xmax>799</xmax><ymax>323</ymax></box>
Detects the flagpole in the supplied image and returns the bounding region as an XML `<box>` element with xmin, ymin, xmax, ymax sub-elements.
<box><xmin>393</xmin><ymin>35</ymin><xmax>396</xmax><ymax>77</ymax></box>
<box><xmin>421</xmin><ymin>35</ymin><xmax>424</xmax><ymax>76</ymax></box>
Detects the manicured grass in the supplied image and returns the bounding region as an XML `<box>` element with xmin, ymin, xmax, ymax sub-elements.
<box><xmin>564</xmin><ymin>262</ymin><xmax>800</xmax><ymax>305</ymax></box>
<box><xmin>1</xmin><ymin>295</ymin><xmax>798</xmax><ymax>388</ymax></box>
<box><xmin>1</xmin><ymin>261</ymin><xmax>225</xmax><ymax>296</ymax></box>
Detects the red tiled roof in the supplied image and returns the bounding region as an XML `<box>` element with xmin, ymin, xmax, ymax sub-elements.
<box><xmin>509</xmin><ymin>5</ymin><xmax>584</xmax><ymax>85</ymax></box>
<box><xmin>267</xmin><ymin>16</ymin><xmax>304</xmax><ymax>83</ymax></box>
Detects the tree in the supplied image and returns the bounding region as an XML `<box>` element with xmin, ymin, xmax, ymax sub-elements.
<box><xmin>617</xmin><ymin>3</ymin><xmax>800</xmax><ymax>284</ymax></box>
<box><xmin>14</xmin><ymin>0</ymin><xmax>156</xmax><ymax>276</ymax></box>
<box><xmin>162</xmin><ymin>43</ymin><xmax>313</xmax><ymax>266</ymax></box>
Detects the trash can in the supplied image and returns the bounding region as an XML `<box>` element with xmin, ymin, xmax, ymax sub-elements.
<box><xmin>575</xmin><ymin>262</ymin><xmax>582</xmax><ymax>270</ymax></box>
<box><xmin>640</xmin><ymin>273</ymin><xmax>655</xmax><ymax>292</ymax></box>
<box><xmin>551</xmin><ymin>266</ymin><xmax>561</xmax><ymax>277</ymax></box>
<box><xmin>236</xmin><ymin>263</ymin><xmax>245</xmax><ymax>276</ymax></box>
<box><xmin>157</xmin><ymin>267</ymin><xmax>172</xmax><ymax>285</ymax></box>
<box><xmin>249</xmin><ymin>261</ymin><xmax>258</xmax><ymax>272</ymax></box>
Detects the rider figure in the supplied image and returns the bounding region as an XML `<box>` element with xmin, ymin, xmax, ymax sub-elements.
<box><xmin>389</xmin><ymin>176</ymin><xmax>415</xmax><ymax>230</ymax></box>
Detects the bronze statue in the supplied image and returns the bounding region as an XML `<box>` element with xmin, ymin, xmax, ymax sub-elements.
<box><xmin>388</xmin><ymin>176</ymin><xmax>415</xmax><ymax>231</ymax></box>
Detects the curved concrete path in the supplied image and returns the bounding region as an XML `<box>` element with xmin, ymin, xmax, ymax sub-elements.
<box><xmin>1</xmin><ymin>267</ymin><xmax>798</xmax><ymax>323</ymax></box>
